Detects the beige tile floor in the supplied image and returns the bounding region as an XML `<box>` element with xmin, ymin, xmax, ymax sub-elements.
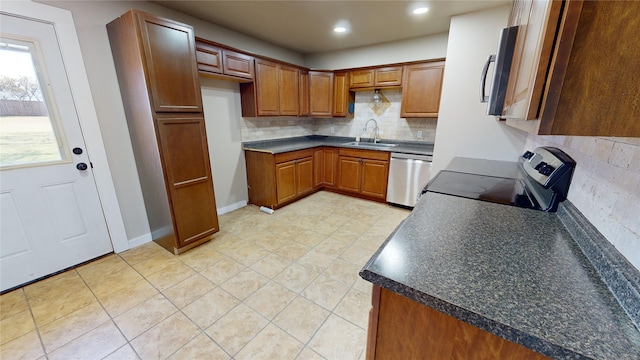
<box><xmin>0</xmin><ymin>191</ymin><xmax>409</xmax><ymax>360</ymax></box>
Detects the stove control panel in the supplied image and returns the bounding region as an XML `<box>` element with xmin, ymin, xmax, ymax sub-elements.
<box><xmin>521</xmin><ymin>147</ymin><xmax>575</xmax><ymax>188</ymax></box>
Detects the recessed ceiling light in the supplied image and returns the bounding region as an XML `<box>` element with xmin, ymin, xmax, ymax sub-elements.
<box><xmin>334</xmin><ymin>26</ymin><xmax>347</xmax><ymax>33</ymax></box>
<box><xmin>413</xmin><ymin>7</ymin><xmax>429</xmax><ymax>15</ymax></box>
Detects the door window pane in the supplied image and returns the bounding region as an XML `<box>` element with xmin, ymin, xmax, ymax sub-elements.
<box><xmin>0</xmin><ymin>37</ymin><xmax>67</xmax><ymax>168</ymax></box>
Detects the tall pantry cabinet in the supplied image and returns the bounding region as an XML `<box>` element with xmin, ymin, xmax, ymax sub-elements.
<box><xmin>107</xmin><ymin>10</ymin><xmax>219</xmax><ymax>254</ymax></box>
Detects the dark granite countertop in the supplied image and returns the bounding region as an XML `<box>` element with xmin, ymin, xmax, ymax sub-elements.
<box><xmin>360</xmin><ymin>186</ymin><xmax>640</xmax><ymax>358</ymax></box>
<box><xmin>242</xmin><ymin>135</ymin><xmax>434</xmax><ymax>156</ymax></box>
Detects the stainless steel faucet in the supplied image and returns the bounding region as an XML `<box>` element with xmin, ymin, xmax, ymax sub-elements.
<box><xmin>363</xmin><ymin>119</ymin><xmax>379</xmax><ymax>143</ymax></box>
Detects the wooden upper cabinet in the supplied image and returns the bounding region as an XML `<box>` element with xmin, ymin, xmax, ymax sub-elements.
<box><xmin>195</xmin><ymin>39</ymin><xmax>254</xmax><ymax>81</ymax></box>
<box><xmin>501</xmin><ymin>0</ymin><xmax>561</xmax><ymax>121</ymax></box>
<box><xmin>333</xmin><ymin>71</ymin><xmax>353</xmax><ymax>117</ymax></box>
<box><xmin>299</xmin><ymin>69</ymin><xmax>309</xmax><ymax>116</ymax></box>
<box><xmin>400</xmin><ymin>61</ymin><xmax>445</xmax><ymax>118</ymax></box>
<box><xmin>309</xmin><ymin>71</ymin><xmax>333</xmax><ymax>117</ymax></box>
<box><xmin>505</xmin><ymin>0</ymin><xmax>640</xmax><ymax>136</ymax></box>
<box><xmin>195</xmin><ymin>42</ymin><xmax>223</xmax><ymax>74</ymax></box>
<box><xmin>278</xmin><ymin>64</ymin><xmax>300</xmax><ymax>116</ymax></box>
<box><xmin>136</xmin><ymin>12</ymin><xmax>202</xmax><ymax>113</ymax></box>
<box><xmin>223</xmin><ymin>50</ymin><xmax>254</xmax><ymax>79</ymax></box>
<box><xmin>375</xmin><ymin>67</ymin><xmax>403</xmax><ymax>87</ymax></box>
<box><xmin>350</xmin><ymin>69</ymin><xmax>375</xmax><ymax>88</ymax></box>
<box><xmin>255</xmin><ymin>59</ymin><xmax>280</xmax><ymax>115</ymax></box>
<box><xmin>350</xmin><ymin>66</ymin><xmax>403</xmax><ymax>89</ymax></box>
<box><xmin>241</xmin><ymin>59</ymin><xmax>300</xmax><ymax>116</ymax></box>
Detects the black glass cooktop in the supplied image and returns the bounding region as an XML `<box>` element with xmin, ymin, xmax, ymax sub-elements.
<box><xmin>424</xmin><ymin>171</ymin><xmax>539</xmax><ymax>210</ymax></box>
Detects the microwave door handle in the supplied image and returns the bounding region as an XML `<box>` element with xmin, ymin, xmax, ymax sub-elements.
<box><xmin>480</xmin><ymin>54</ymin><xmax>496</xmax><ymax>103</ymax></box>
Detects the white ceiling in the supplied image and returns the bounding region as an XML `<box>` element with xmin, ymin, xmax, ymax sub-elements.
<box><xmin>151</xmin><ymin>0</ymin><xmax>510</xmax><ymax>54</ymax></box>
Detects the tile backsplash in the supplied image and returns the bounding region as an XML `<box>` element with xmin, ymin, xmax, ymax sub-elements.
<box><xmin>525</xmin><ymin>135</ymin><xmax>640</xmax><ymax>269</ymax></box>
<box><xmin>239</xmin><ymin>89</ymin><xmax>437</xmax><ymax>143</ymax></box>
<box><xmin>315</xmin><ymin>89</ymin><xmax>437</xmax><ymax>142</ymax></box>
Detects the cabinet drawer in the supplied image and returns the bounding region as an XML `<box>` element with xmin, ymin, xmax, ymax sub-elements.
<box><xmin>275</xmin><ymin>148</ymin><xmax>315</xmax><ymax>163</ymax></box>
<box><xmin>338</xmin><ymin>148</ymin><xmax>389</xmax><ymax>161</ymax></box>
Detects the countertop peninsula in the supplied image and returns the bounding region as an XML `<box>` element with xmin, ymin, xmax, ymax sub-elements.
<box><xmin>242</xmin><ymin>135</ymin><xmax>434</xmax><ymax>156</ymax></box>
<box><xmin>360</xmin><ymin>158</ymin><xmax>640</xmax><ymax>359</ymax></box>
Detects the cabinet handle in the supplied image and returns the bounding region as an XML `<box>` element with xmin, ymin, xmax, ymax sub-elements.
<box><xmin>480</xmin><ymin>54</ymin><xmax>496</xmax><ymax>103</ymax></box>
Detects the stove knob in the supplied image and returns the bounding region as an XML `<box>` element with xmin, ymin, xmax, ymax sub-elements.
<box><xmin>522</xmin><ymin>151</ymin><xmax>535</xmax><ymax>159</ymax></box>
<box><xmin>534</xmin><ymin>161</ymin><xmax>547</xmax><ymax>171</ymax></box>
<box><xmin>539</xmin><ymin>164</ymin><xmax>555</xmax><ymax>176</ymax></box>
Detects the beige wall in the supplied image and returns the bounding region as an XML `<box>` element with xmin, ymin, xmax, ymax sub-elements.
<box><xmin>305</xmin><ymin>33</ymin><xmax>448</xmax><ymax>69</ymax></box>
<box><xmin>38</xmin><ymin>0</ymin><xmax>304</xmax><ymax>245</ymax></box>
<box><xmin>526</xmin><ymin>136</ymin><xmax>640</xmax><ymax>269</ymax></box>
<box><xmin>432</xmin><ymin>5</ymin><xmax>527</xmax><ymax>174</ymax></box>
<box><xmin>200</xmin><ymin>78</ymin><xmax>248</xmax><ymax>214</ymax></box>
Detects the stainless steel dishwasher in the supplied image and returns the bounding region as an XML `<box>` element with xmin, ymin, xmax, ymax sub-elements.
<box><xmin>386</xmin><ymin>152</ymin><xmax>433</xmax><ymax>207</ymax></box>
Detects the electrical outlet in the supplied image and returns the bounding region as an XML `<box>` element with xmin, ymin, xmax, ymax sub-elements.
<box><xmin>417</xmin><ymin>130</ymin><xmax>423</xmax><ymax>139</ymax></box>
<box><xmin>330</xmin><ymin>127</ymin><xmax>335</xmax><ymax>134</ymax></box>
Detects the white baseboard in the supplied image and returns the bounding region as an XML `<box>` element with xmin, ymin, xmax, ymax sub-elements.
<box><xmin>217</xmin><ymin>200</ymin><xmax>247</xmax><ymax>215</ymax></box>
<box><xmin>118</xmin><ymin>200</ymin><xmax>247</xmax><ymax>253</ymax></box>
<box><xmin>127</xmin><ymin>232</ymin><xmax>152</xmax><ymax>250</ymax></box>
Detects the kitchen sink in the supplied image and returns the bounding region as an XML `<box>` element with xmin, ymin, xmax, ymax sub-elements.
<box><xmin>342</xmin><ymin>141</ymin><xmax>398</xmax><ymax>149</ymax></box>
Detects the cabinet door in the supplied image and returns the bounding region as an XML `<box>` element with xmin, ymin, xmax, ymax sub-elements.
<box><xmin>137</xmin><ymin>13</ymin><xmax>202</xmax><ymax>113</ymax></box>
<box><xmin>361</xmin><ymin>159</ymin><xmax>389</xmax><ymax>200</ymax></box>
<box><xmin>338</xmin><ymin>156</ymin><xmax>362</xmax><ymax>193</ymax></box>
<box><xmin>255</xmin><ymin>59</ymin><xmax>280</xmax><ymax>115</ymax></box>
<box><xmin>279</xmin><ymin>64</ymin><xmax>300</xmax><ymax>116</ymax></box>
<box><xmin>400</xmin><ymin>62</ymin><xmax>445</xmax><ymax>118</ymax></box>
<box><xmin>313</xmin><ymin>148</ymin><xmax>324</xmax><ymax>187</ymax></box>
<box><xmin>375</xmin><ymin>67</ymin><xmax>403</xmax><ymax>87</ymax></box>
<box><xmin>296</xmin><ymin>157</ymin><xmax>314</xmax><ymax>196</ymax></box>
<box><xmin>299</xmin><ymin>70</ymin><xmax>309</xmax><ymax>116</ymax></box>
<box><xmin>222</xmin><ymin>49</ymin><xmax>254</xmax><ymax>79</ymax></box>
<box><xmin>156</xmin><ymin>116</ymin><xmax>218</xmax><ymax>246</ymax></box>
<box><xmin>195</xmin><ymin>41</ymin><xmax>223</xmax><ymax>75</ymax></box>
<box><xmin>276</xmin><ymin>160</ymin><xmax>297</xmax><ymax>204</ymax></box>
<box><xmin>333</xmin><ymin>71</ymin><xmax>350</xmax><ymax>117</ymax></box>
<box><xmin>323</xmin><ymin>148</ymin><xmax>338</xmax><ymax>187</ymax></box>
<box><xmin>309</xmin><ymin>71</ymin><xmax>333</xmax><ymax>117</ymax></box>
<box><xmin>502</xmin><ymin>0</ymin><xmax>562</xmax><ymax>120</ymax></box>
<box><xmin>350</xmin><ymin>69</ymin><xmax>375</xmax><ymax>88</ymax></box>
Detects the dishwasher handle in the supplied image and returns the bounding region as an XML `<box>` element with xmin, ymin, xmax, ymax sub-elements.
<box><xmin>390</xmin><ymin>152</ymin><xmax>433</xmax><ymax>162</ymax></box>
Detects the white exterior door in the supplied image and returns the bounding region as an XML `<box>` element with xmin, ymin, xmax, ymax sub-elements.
<box><xmin>0</xmin><ymin>12</ymin><xmax>113</xmax><ymax>291</ymax></box>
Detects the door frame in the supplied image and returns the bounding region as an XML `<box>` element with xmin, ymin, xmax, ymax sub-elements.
<box><xmin>1</xmin><ymin>1</ymin><xmax>128</xmax><ymax>252</ymax></box>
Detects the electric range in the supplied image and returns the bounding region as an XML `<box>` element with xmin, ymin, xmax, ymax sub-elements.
<box><xmin>423</xmin><ymin>147</ymin><xmax>576</xmax><ymax>212</ymax></box>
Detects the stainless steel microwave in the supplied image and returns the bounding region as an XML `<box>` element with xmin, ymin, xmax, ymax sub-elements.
<box><xmin>480</xmin><ymin>26</ymin><xmax>518</xmax><ymax>116</ymax></box>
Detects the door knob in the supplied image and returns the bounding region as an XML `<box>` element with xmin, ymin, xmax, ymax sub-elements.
<box><xmin>72</xmin><ymin>147</ymin><xmax>83</xmax><ymax>155</ymax></box>
<box><xmin>76</xmin><ymin>163</ymin><xmax>88</xmax><ymax>171</ymax></box>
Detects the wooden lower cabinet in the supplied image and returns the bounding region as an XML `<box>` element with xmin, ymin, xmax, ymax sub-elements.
<box><xmin>313</xmin><ymin>147</ymin><xmax>338</xmax><ymax>189</ymax></box>
<box><xmin>245</xmin><ymin>148</ymin><xmax>315</xmax><ymax>209</ymax></box>
<box><xmin>248</xmin><ymin>146</ymin><xmax>387</xmax><ymax>209</ymax></box>
<box><xmin>337</xmin><ymin>148</ymin><xmax>389</xmax><ymax>202</ymax></box>
<box><xmin>367</xmin><ymin>285</ymin><xmax>550</xmax><ymax>360</ymax></box>
<box><xmin>275</xmin><ymin>156</ymin><xmax>313</xmax><ymax>204</ymax></box>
